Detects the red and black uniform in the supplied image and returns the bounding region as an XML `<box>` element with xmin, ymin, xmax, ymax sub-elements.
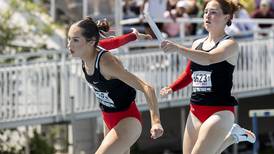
<box><xmin>82</xmin><ymin>48</ymin><xmax>141</xmax><ymax>129</ymax></box>
<box><xmin>169</xmin><ymin>35</ymin><xmax>237</xmax><ymax>122</ymax></box>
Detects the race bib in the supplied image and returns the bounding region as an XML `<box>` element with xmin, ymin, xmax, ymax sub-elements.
<box><xmin>94</xmin><ymin>90</ymin><xmax>115</xmax><ymax>108</ymax></box>
<box><xmin>192</xmin><ymin>71</ymin><xmax>212</xmax><ymax>92</ymax></box>
<box><xmin>88</xmin><ymin>84</ymin><xmax>115</xmax><ymax>108</ymax></box>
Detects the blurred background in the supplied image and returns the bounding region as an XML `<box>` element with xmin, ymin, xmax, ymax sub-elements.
<box><xmin>0</xmin><ymin>0</ymin><xmax>274</xmax><ymax>154</ymax></box>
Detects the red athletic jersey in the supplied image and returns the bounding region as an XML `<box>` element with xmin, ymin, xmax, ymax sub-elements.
<box><xmin>98</xmin><ymin>32</ymin><xmax>137</xmax><ymax>50</ymax></box>
<box><xmin>169</xmin><ymin>60</ymin><xmax>192</xmax><ymax>91</ymax></box>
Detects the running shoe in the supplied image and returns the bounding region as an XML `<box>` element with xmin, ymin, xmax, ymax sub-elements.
<box><xmin>230</xmin><ymin>124</ymin><xmax>256</xmax><ymax>143</ymax></box>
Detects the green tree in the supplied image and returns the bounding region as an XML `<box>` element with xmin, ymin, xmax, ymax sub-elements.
<box><xmin>29</xmin><ymin>130</ymin><xmax>55</xmax><ymax>154</ymax></box>
<box><xmin>0</xmin><ymin>10</ymin><xmax>22</xmax><ymax>54</ymax></box>
<box><xmin>0</xmin><ymin>0</ymin><xmax>64</xmax><ymax>55</ymax></box>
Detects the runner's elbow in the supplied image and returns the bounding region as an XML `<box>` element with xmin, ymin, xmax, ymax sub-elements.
<box><xmin>143</xmin><ymin>84</ymin><xmax>155</xmax><ymax>93</ymax></box>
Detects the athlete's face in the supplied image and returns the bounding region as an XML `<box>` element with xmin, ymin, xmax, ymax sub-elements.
<box><xmin>203</xmin><ymin>1</ymin><xmax>229</xmax><ymax>32</ymax></box>
<box><xmin>67</xmin><ymin>24</ymin><xmax>93</xmax><ymax>58</ymax></box>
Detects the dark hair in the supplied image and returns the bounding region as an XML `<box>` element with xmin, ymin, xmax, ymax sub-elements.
<box><xmin>166</xmin><ymin>0</ymin><xmax>177</xmax><ymax>11</ymax></box>
<box><xmin>96</xmin><ymin>19</ymin><xmax>111</xmax><ymax>39</ymax></box>
<box><xmin>97</xmin><ymin>18</ymin><xmax>110</xmax><ymax>32</ymax></box>
<box><xmin>76</xmin><ymin>16</ymin><xmax>100</xmax><ymax>47</ymax></box>
<box><xmin>204</xmin><ymin>0</ymin><xmax>239</xmax><ymax>26</ymax></box>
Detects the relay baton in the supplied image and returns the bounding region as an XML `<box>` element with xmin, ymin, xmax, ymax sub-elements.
<box><xmin>143</xmin><ymin>12</ymin><xmax>164</xmax><ymax>43</ymax></box>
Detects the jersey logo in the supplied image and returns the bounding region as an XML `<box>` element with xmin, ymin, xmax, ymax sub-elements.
<box><xmin>94</xmin><ymin>90</ymin><xmax>115</xmax><ymax>108</ymax></box>
<box><xmin>87</xmin><ymin>83</ymin><xmax>116</xmax><ymax>108</ymax></box>
<box><xmin>93</xmin><ymin>81</ymin><xmax>99</xmax><ymax>84</ymax></box>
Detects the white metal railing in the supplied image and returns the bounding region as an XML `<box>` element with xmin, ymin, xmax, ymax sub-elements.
<box><xmin>233</xmin><ymin>37</ymin><xmax>274</xmax><ymax>98</ymax></box>
<box><xmin>0</xmin><ymin>62</ymin><xmax>59</xmax><ymax>128</ymax></box>
<box><xmin>0</xmin><ymin>37</ymin><xmax>274</xmax><ymax>129</ymax></box>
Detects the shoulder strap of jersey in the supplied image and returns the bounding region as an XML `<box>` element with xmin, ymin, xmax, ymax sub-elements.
<box><xmin>95</xmin><ymin>46</ymin><xmax>106</xmax><ymax>70</ymax></box>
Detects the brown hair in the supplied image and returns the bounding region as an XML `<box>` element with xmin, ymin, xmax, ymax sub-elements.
<box><xmin>97</xmin><ymin>18</ymin><xmax>110</xmax><ymax>32</ymax></box>
<box><xmin>96</xmin><ymin>18</ymin><xmax>111</xmax><ymax>39</ymax></box>
<box><xmin>204</xmin><ymin>0</ymin><xmax>239</xmax><ymax>26</ymax></box>
<box><xmin>76</xmin><ymin>16</ymin><xmax>100</xmax><ymax>47</ymax></box>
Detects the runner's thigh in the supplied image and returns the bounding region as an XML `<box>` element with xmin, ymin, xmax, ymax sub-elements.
<box><xmin>191</xmin><ymin>111</ymin><xmax>234</xmax><ymax>154</ymax></box>
<box><xmin>96</xmin><ymin>117</ymin><xmax>142</xmax><ymax>154</ymax></box>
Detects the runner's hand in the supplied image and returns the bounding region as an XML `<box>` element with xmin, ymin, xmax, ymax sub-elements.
<box><xmin>131</xmin><ymin>28</ymin><xmax>152</xmax><ymax>40</ymax></box>
<box><xmin>150</xmin><ymin>123</ymin><xmax>164</xmax><ymax>139</ymax></box>
<box><xmin>161</xmin><ymin>40</ymin><xmax>182</xmax><ymax>53</ymax></box>
<box><xmin>160</xmin><ymin>87</ymin><xmax>173</xmax><ymax>96</ymax></box>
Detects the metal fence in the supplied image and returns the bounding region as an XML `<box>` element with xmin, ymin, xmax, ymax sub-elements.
<box><xmin>0</xmin><ymin>37</ymin><xmax>274</xmax><ymax>129</ymax></box>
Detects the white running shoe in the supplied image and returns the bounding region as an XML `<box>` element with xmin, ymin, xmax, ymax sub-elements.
<box><xmin>230</xmin><ymin>124</ymin><xmax>256</xmax><ymax>143</ymax></box>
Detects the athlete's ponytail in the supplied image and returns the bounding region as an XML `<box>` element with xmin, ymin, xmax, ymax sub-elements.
<box><xmin>96</xmin><ymin>18</ymin><xmax>111</xmax><ymax>39</ymax></box>
<box><xmin>97</xmin><ymin>18</ymin><xmax>110</xmax><ymax>33</ymax></box>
